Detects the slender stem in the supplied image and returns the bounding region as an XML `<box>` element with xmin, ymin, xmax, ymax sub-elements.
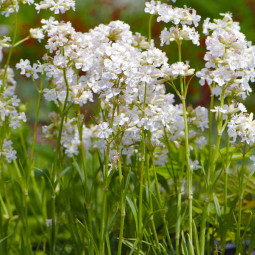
<box><xmin>30</xmin><ymin>76</ymin><xmax>44</xmax><ymax>163</ymax></box>
<box><xmin>13</xmin><ymin>36</ymin><xmax>30</xmax><ymax>48</ymax></box>
<box><xmin>50</xmin><ymin>69</ymin><xmax>70</xmax><ymax>255</ymax></box>
<box><xmin>221</xmin><ymin>133</ymin><xmax>230</xmax><ymax>254</ymax></box>
<box><xmin>137</xmin><ymin>128</ymin><xmax>146</xmax><ymax>253</ymax></box>
<box><xmin>137</xmin><ymin>83</ymin><xmax>147</xmax><ymax>253</ymax></box>
<box><xmin>177</xmin><ymin>41</ymin><xmax>192</xmax><ymax>246</ymax></box>
<box><xmin>117</xmin><ymin>143</ymin><xmax>125</xmax><ymax>255</ymax></box>
<box><xmin>236</xmin><ymin>146</ymin><xmax>246</xmax><ymax>255</ymax></box>
<box><xmin>200</xmin><ymin>88</ymin><xmax>224</xmax><ymax>255</ymax></box>
<box><xmin>146</xmin><ymin>141</ymin><xmax>161</xmax><ymax>253</ymax></box>
<box><xmin>176</xmin><ymin>177</ymin><xmax>182</xmax><ymax>255</ymax></box>
<box><xmin>117</xmin><ymin>105</ymin><xmax>126</xmax><ymax>255</ymax></box>
<box><xmin>182</xmin><ymin>98</ymin><xmax>193</xmax><ymax>245</ymax></box>
<box><xmin>77</xmin><ymin>109</ymin><xmax>93</xmax><ymax>253</ymax></box>
<box><xmin>150</xmin><ymin>143</ymin><xmax>175</xmax><ymax>255</ymax></box>
<box><xmin>224</xmin><ymin>134</ymin><xmax>230</xmax><ymax>215</ymax></box>
<box><xmin>99</xmin><ymin>105</ymin><xmax>116</xmax><ymax>255</ymax></box>
<box><xmin>148</xmin><ymin>15</ymin><xmax>154</xmax><ymax>44</ymax></box>
<box><xmin>207</xmin><ymin>84</ymin><xmax>215</xmax><ymax>185</ymax></box>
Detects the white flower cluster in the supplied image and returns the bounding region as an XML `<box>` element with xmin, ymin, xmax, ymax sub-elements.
<box><xmin>228</xmin><ymin>112</ymin><xmax>255</xmax><ymax>146</ymax></box>
<box><xmin>42</xmin><ymin>114</ymin><xmax>81</xmax><ymax>157</ymax></box>
<box><xmin>0</xmin><ymin>0</ymin><xmax>34</xmax><ymax>17</ymax></box>
<box><xmin>0</xmin><ymin>139</ymin><xmax>17</xmax><ymax>163</ymax></box>
<box><xmin>197</xmin><ymin>13</ymin><xmax>255</xmax><ymax>99</ymax></box>
<box><xmin>0</xmin><ymin>67</ymin><xmax>26</xmax><ymax>162</ymax></box>
<box><xmin>163</xmin><ymin>61</ymin><xmax>195</xmax><ymax>77</ymax></box>
<box><xmin>0</xmin><ymin>36</ymin><xmax>10</xmax><ymax>62</ymax></box>
<box><xmin>160</xmin><ymin>25</ymin><xmax>200</xmax><ymax>46</ymax></box>
<box><xmin>0</xmin><ymin>68</ymin><xmax>26</xmax><ymax>129</ymax></box>
<box><xmin>19</xmin><ymin>16</ymin><xmax>208</xmax><ymax>163</ymax></box>
<box><xmin>35</xmin><ymin>0</ymin><xmax>75</xmax><ymax>14</ymax></box>
<box><xmin>145</xmin><ymin>1</ymin><xmax>200</xmax><ymax>26</ymax></box>
<box><xmin>211</xmin><ymin>102</ymin><xmax>247</xmax><ymax>120</ymax></box>
<box><xmin>145</xmin><ymin>0</ymin><xmax>200</xmax><ymax>46</ymax></box>
<box><xmin>0</xmin><ymin>0</ymin><xmax>74</xmax><ymax>17</ymax></box>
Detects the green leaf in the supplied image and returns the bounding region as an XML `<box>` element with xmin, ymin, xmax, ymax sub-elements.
<box><xmin>181</xmin><ymin>231</ymin><xmax>188</xmax><ymax>255</ymax></box>
<box><xmin>126</xmin><ymin>196</ymin><xmax>138</xmax><ymax>233</ymax></box>
<box><xmin>187</xmin><ymin>233</ymin><xmax>195</xmax><ymax>255</ymax></box>
<box><xmin>193</xmin><ymin>220</ymin><xmax>200</xmax><ymax>255</ymax></box>
<box><xmin>213</xmin><ymin>193</ymin><xmax>221</xmax><ymax>217</ymax></box>
<box><xmin>122</xmin><ymin>239</ymin><xmax>146</xmax><ymax>255</ymax></box>
<box><xmin>73</xmin><ymin>160</ymin><xmax>85</xmax><ymax>182</ymax></box>
<box><xmin>59</xmin><ymin>166</ymin><xmax>71</xmax><ymax>179</ymax></box>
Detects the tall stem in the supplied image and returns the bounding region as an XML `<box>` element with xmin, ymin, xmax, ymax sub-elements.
<box><xmin>50</xmin><ymin>68</ymin><xmax>70</xmax><ymax>255</ymax></box>
<box><xmin>148</xmin><ymin>15</ymin><xmax>154</xmax><ymax>44</ymax></box>
<box><xmin>182</xmin><ymin>98</ymin><xmax>193</xmax><ymax>245</ymax></box>
<box><xmin>77</xmin><ymin>109</ymin><xmax>93</xmax><ymax>253</ymax></box>
<box><xmin>200</xmin><ymin>89</ymin><xmax>225</xmax><ymax>255</ymax></box>
<box><xmin>177</xmin><ymin>41</ymin><xmax>192</xmax><ymax>246</ymax></box>
<box><xmin>236</xmin><ymin>146</ymin><xmax>246</xmax><ymax>255</ymax></box>
<box><xmin>149</xmin><ymin>140</ymin><xmax>175</xmax><ymax>254</ymax></box>
<box><xmin>137</xmin><ymin>83</ymin><xmax>148</xmax><ymax>253</ymax></box>
<box><xmin>99</xmin><ymin>105</ymin><xmax>116</xmax><ymax>255</ymax></box>
<box><xmin>117</xmin><ymin>105</ymin><xmax>126</xmax><ymax>255</ymax></box>
<box><xmin>221</xmin><ymin>133</ymin><xmax>230</xmax><ymax>254</ymax></box>
<box><xmin>30</xmin><ymin>77</ymin><xmax>44</xmax><ymax>163</ymax></box>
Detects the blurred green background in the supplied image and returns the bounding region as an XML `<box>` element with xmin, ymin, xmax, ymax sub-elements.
<box><xmin>1</xmin><ymin>0</ymin><xmax>255</xmax><ymax>123</ymax></box>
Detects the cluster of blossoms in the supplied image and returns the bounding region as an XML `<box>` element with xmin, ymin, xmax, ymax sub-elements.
<box><xmin>195</xmin><ymin>12</ymin><xmax>255</xmax><ymax>163</ymax></box>
<box><xmin>228</xmin><ymin>112</ymin><xmax>255</xmax><ymax>146</ymax></box>
<box><xmin>35</xmin><ymin>0</ymin><xmax>75</xmax><ymax>14</ymax></box>
<box><xmin>0</xmin><ymin>65</ymin><xmax>26</xmax><ymax>163</ymax></box>
<box><xmin>0</xmin><ymin>36</ymin><xmax>10</xmax><ymax>62</ymax></box>
<box><xmin>0</xmin><ymin>0</ymin><xmax>34</xmax><ymax>17</ymax></box>
<box><xmin>0</xmin><ymin>0</ymin><xmax>75</xmax><ymax>17</ymax></box>
<box><xmin>196</xmin><ymin>13</ymin><xmax>255</xmax><ymax>99</ymax></box>
<box><xmin>145</xmin><ymin>0</ymin><xmax>201</xmax><ymax>46</ymax></box>
<box><xmin>16</xmin><ymin>12</ymin><xmax>208</xmax><ymax>165</ymax></box>
<box><xmin>7</xmin><ymin>0</ymin><xmax>255</xmax><ymax>168</ymax></box>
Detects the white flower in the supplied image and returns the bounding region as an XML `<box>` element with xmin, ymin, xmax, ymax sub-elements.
<box><xmin>170</xmin><ymin>62</ymin><xmax>194</xmax><ymax>77</ymax></box>
<box><xmin>189</xmin><ymin>159</ymin><xmax>201</xmax><ymax>171</ymax></box>
<box><xmin>30</xmin><ymin>28</ymin><xmax>44</xmax><ymax>42</ymax></box>
<box><xmin>16</xmin><ymin>59</ymin><xmax>31</xmax><ymax>76</ymax></box>
<box><xmin>95</xmin><ymin>122</ymin><xmax>113</xmax><ymax>139</ymax></box>
<box><xmin>0</xmin><ymin>139</ymin><xmax>17</xmax><ymax>163</ymax></box>
<box><xmin>35</xmin><ymin>0</ymin><xmax>75</xmax><ymax>14</ymax></box>
<box><xmin>160</xmin><ymin>25</ymin><xmax>200</xmax><ymax>46</ymax></box>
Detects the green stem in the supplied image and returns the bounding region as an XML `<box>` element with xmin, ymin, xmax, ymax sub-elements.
<box><xmin>182</xmin><ymin>98</ymin><xmax>193</xmax><ymax>247</ymax></box>
<box><xmin>30</xmin><ymin>76</ymin><xmax>44</xmax><ymax>163</ymax></box>
<box><xmin>221</xmin><ymin>133</ymin><xmax>230</xmax><ymax>254</ymax></box>
<box><xmin>99</xmin><ymin>105</ymin><xmax>116</xmax><ymax>255</ymax></box>
<box><xmin>150</xmin><ymin>146</ymin><xmax>175</xmax><ymax>255</ymax></box>
<box><xmin>137</xmin><ymin>129</ymin><xmax>146</xmax><ymax>253</ymax></box>
<box><xmin>117</xmin><ymin>106</ymin><xmax>126</xmax><ymax>255</ymax></box>
<box><xmin>207</xmin><ymin>84</ymin><xmax>215</xmax><ymax>185</ymax></box>
<box><xmin>50</xmin><ymin>69</ymin><xmax>70</xmax><ymax>255</ymax></box>
<box><xmin>13</xmin><ymin>36</ymin><xmax>30</xmax><ymax>48</ymax></box>
<box><xmin>137</xmin><ymin>83</ymin><xmax>147</xmax><ymax>253</ymax></box>
<box><xmin>117</xmin><ymin>144</ymin><xmax>125</xmax><ymax>255</ymax></box>
<box><xmin>148</xmin><ymin>15</ymin><xmax>154</xmax><ymax>44</ymax></box>
<box><xmin>236</xmin><ymin>146</ymin><xmax>246</xmax><ymax>255</ymax></box>
<box><xmin>146</xmin><ymin>143</ymin><xmax>161</xmax><ymax>253</ymax></box>
<box><xmin>177</xmin><ymin>41</ymin><xmax>192</xmax><ymax>247</ymax></box>
<box><xmin>176</xmin><ymin>177</ymin><xmax>182</xmax><ymax>255</ymax></box>
<box><xmin>77</xmin><ymin>109</ymin><xmax>93</xmax><ymax>253</ymax></box>
<box><xmin>200</xmin><ymin>89</ymin><xmax>225</xmax><ymax>255</ymax></box>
